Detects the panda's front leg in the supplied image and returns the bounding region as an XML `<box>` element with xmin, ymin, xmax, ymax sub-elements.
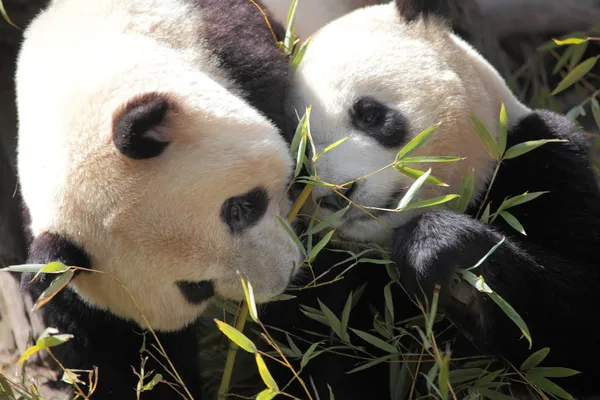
<box><xmin>389</xmin><ymin>209</ymin><xmax>599</xmax><ymax>378</ymax></box>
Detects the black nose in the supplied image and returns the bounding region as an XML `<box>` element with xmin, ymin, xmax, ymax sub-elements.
<box><xmin>317</xmin><ymin>183</ymin><xmax>356</xmax><ymax>211</ymax></box>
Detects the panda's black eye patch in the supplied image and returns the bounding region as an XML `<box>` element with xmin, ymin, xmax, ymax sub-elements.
<box><xmin>222</xmin><ymin>187</ymin><xmax>269</xmax><ymax>234</ymax></box>
<box><xmin>113</xmin><ymin>92</ymin><xmax>172</xmax><ymax>160</ymax></box>
<box><xmin>350</xmin><ymin>96</ymin><xmax>409</xmax><ymax>148</ymax></box>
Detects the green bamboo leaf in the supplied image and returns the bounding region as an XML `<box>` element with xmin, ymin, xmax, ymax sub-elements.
<box><xmin>520</xmin><ymin>348</ymin><xmax>550</xmax><ymax>371</ymax></box>
<box><xmin>276</xmin><ymin>216</ymin><xmax>306</xmax><ymax>256</ymax></box>
<box><xmin>0</xmin><ymin>1</ymin><xmax>18</xmax><ymax>29</ymax></box>
<box><xmin>552</xmin><ymin>38</ymin><xmax>588</xmax><ymax>46</ymax></box>
<box><xmin>282</xmin><ymin>0</ymin><xmax>298</xmax><ymax>55</ymax></box>
<box><xmin>18</xmin><ymin>344</ymin><xmax>41</xmax><ymax>364</ymax></box>
<box><xmin>214</xmin><ymin>319</ymin><xmax>256</xmax><ymax>354</ymax></box>
<box><xmin>401</xmin><ymin>194</ymin><xmax>460</xmax><ymax>212</ymax></box>
<box><xmin>552</xmin><ymin>47</ymin><xmax>574</xmax><ymax>74</ymax></box>
<box><xmin>472</xmin><ymin>115</ymin><xmax>500</xmax><ymax>160</ymax></box>
<box><xmin>346</xmin><ymin>354</ymin><xmax>394</xmax><ymax>374</ymax></box>
<box><xmin>526</xmin><ymin>374</ymin><xmax>574</xmax><ymax>400</ymax></box>
<box><xmin>498</xmin><ymin>103</ymin><xmax>508</xmax><ymax>156</ymax></box>
<box><xmin>241</xmin><ymin>278</ymin><xmax>259</xmax><ymax>323</ymax></box>
<box><xmin>480</xmin><ymin>203</ymin><xmax>491</xmax><ymax>224</ymax></box>
<box><xmin>473</xmin><ymin>369</ymin><xmax>503</xmax><ymax>388</ymax></box>
<box><xmin>0</xmin><ymin>373</ymin><xmax>15</xmax><ymax>398</ymax></box>
<box><xmin>396</xmin><ymin>124</ymin><xmax>439</xmax><ymax>161</ymax></box>
<box><xmin>499</xmin><ymin>211</ymin><xmax>526</xmax><ymax>235</ymax></box>
<box><xmin>477</xmin><ymin>388</ymin><xmax>518</xmax><ymax>400</ymax></box>
<box><xmin>568</xmin><ymin>42</ymin><xmax>589</xmax><ymax>70</ymax></box>
<box><xmin>400</xmin><ymin>156</ymin><xmax>462</xmax><ymax>163</ymax></box>
<box><xmin>295</xmin><ymin>135</ymin><xmax>307</xmax><ymax>177</ymax></box>
<box><xmin>313</xmin><ymin>137</ymin><xmax>349</xmax><ymax>161</ymax></box>
<box><xmin>295</xmin><ymin>177</ymin><xmax>336</xmax><ymax>188</ymax></box>
<box><xmin>350</xmin><ymin>328</ymin><xmax>397</xmax><ymax>354</ymax></box>
<box><xmin>309</xmin><ymin>205</ymin><xmax>349</xmax><ymax>235</ymax></box>
<box><xmin>448</xmin><ymin>368</ymin><xmax>486</xmax><ymax>384</ymax></box>
<box><xmin>290</xmin><ymin>37</ymin><xmax>311</xmax><ymax>74</ymax></box>
<box><xmin>290</xmin><ymin>107</ymin><xmax>309</xmax><ymax>158</ymax></box>
<box><xmin>591</xmin><ymin>98</ymin><xmax>600</xmax><ymax>131</ymax></box>
<box><xmin>32</xmin><ymin>269</ymin><xmax>75</xmax><ymax>312</ymax></box>
<box><xmin>383</xmin><ymin>282</ymin><xmax>394</xmax><ymax>321</ymax></box>
<box><xmin>528</xmin><ymin>367</ymin><xmax>580</xmax><ymax>378</ymax></box>
<box><xmin>395</xmin><ymin>165</ymin><xmax>448</xmax><ymax>186</ymax></box>
<box><xmin>455</xmin><ymin>167</ymin><xmax>475</xmax><ymax>213</ymax></box>
<box><xmin>438</xmin><ymin>353</ymin><xmax>450</xmax><ymax>400</ymax></box>
<box><xmin>141</xmin><ymin>373</ymin><xmax>163</xmax><ymax>392</ymax></box>
<box><xmin>460</xmin><ymin>270</ymin><xmax>532</xmax><ymax>348</ymax></box>
<box><xmin>308</xmin><ymin>230</ymin><xmax>335</xmax><ymax>263</ymax></box>
<box><xmin>464</xmin><ymin>236</ymin><xmax>506</xmax><ymax>271</ymax></box>
<box><xmin>32</xmin><ymin>262</ymin><xmax>71</xmax><ymax>281</ymax></box>
<box><xmin>503</xmin><ymin>139</ymin><xmax>567</xmax><ymax>160</ymax></box>
<box><xmin>551</xmin><ymin>56</ymin><xmax>599</xmax><ymax>96</ymax></box>
<box><xmin>2</xmin><ymin>264</ymin><xmax>47</xmax><ymax>273</ymax></box>
<box><xmin>340</xmin><ymin>292</ymin><xmax>353</xmax><ymax>337</ymax></box>
<box><xmin>257</xmin><ymin>389</ymin><xmax>279</xmax><ymax>400</ymax></box>
<box><xmin>318</xmin><ymin>299</ymin><xmax>347</xmax><ymax>341</ymax></box>
<box><xmin>358</xmin><ymin>258</ymin><xmax>395</xmax><ymax>265</ymax></box>
<box><xmin>397</xmin><ymin>168</ymin><xmax>431</xmax><ymax>210</ymax></box>
<box><xmin>300</xmin><ymin>342</ymin><xmax>322</xmax><ymax>369</ymax></box>
<box><xmin>37</xmin><ymin>334</ymin><xmax>74</xmax><ymax>350</ymax></box>
<box><xmin>497</xmin><ymin>191</ymin><xmax>549</xmax><ymax>212</ymax></box>
<box><xmin>255</xmin><ymin>353</ymin><xmax>279</xmax><ymax>391</ymax></box>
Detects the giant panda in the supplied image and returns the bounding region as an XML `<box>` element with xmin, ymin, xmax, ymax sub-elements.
<box><xmin>13</xmin><ymin>0</ymin><xmax>301</xmax><ymax>398</ymax></box>
<box><xmin>260</xmin><ymin>0</ymin><xmax>600</xmax><ymax>399</ymax></box>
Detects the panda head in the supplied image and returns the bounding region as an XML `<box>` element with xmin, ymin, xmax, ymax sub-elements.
<box><xmin>286</xmin><ymin>0</ymin><xmax>531</xmax><ymax>245</ymax></box>
<box><xmin>15</xmin><ymin>0</ymin><xmax>301</xmax><ymax>331</ymax></box>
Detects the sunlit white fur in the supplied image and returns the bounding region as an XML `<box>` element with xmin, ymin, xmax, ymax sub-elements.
<box><xmin>286</xmin><ymin>3</ymin><xmax>531</xmax><ymax>245</ymax></box>
<box><xmin>16</xmin><ymin>0</ymin><xmax>301</xmax><ymax>331</ymax></box>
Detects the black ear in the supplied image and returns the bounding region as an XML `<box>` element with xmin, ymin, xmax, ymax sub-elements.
<box><xmin>113</xmin><ymin>93</ymin><xmax>172</xmax><ymax>160</ymax></box>
<box><xmin>395</xmin><ymin>0</ymin><xmax>448</xmax><ymax>22</ymax></box>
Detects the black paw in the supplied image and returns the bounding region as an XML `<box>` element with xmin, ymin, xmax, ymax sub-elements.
<box><xmin>392</xmin><ymin>210</ymin><xmax>503</xmax><ymax>304</ymax></box>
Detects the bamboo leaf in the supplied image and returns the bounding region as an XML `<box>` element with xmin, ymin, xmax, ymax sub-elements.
<box><xmin>400</xmin><ymin>156</ymin><xmax>462</xmax><ymax>164</ymax></box>
<box><xmin>32</xmin><ymin>269</ymin><xmax>75</xmax><ymax>312</ymax></box>
<box><xmin>358</xmin><ymin>258</ymin><xmax>395</xmax><ymax>265</ymax></box>
<box><xmin>255</xmin><ymin>353</ymin><xmax>279</xmax><ymax>391</ymax></box>
<box><xmin>141</xmin><ymin>373</ymin><xmax>163</xmax><ymax>392</ymax></box>
<box><xmin>257</xmin><ymin>389</ymin><xmax>279</xmax><ymax>400</ymax></box>
<box><xmin>309</xmin><ymin>205</ymin><xmax>349</xmax><ymax>235</ymax></box>
<box><xmin>460</xmin><ymin>270</ymin><xmax>532</xmax><ymax>348</ymax></box>
<box><xmin>0</xmin><ymin>374</ymin><xmax>15</xmax><ymax>398</ymax></box>
<box><xmin>383</xmin><ymin>283</ymin><xmax>394</xmax><ymax>321</ymax></box>
<box><xmin>276</xmin><ymin>216</ymin><xmax>306</xmax><ymax>256</ymax></box>
<box><xmin>472</xmin><ymin>115</ymin><xmax>500</xmax><ymax>160</ymax></box>
<box><xmin>340</xmin><ymin>292</ymin><xmax>353</xmax><ymax>338</ymax></box>
<box><xmin>497</xmin><ymin>191</ymin><xmax>549</xmax><ymax>212</ymax></box>
<box><xmin>350</xmin><ymin>328</ymin><xmax>397</xmax><ymax>354</ymax></box>
<box><xmin>318</xmin><ymin>299</ymin><xmax>346</xmax><ymax>341</ymax></box>
<box><xmin>0</xmin><ymin>1</ymin><xmax>18</xmax><ymax>29</ymax></box>
<box><xmin>438</xmin><ymin>353</ymin><xmax>451</xmax><ymax>400</ymax></box>
<box><xmin>313</xmin><ymin>137</ymin><xmax>349</xmax><ymax>161</ymax></box>
<box><xmin>464</xmin><ymin>236</ymin><xmax>506</xmax><ymax>271</ymax></box>
<box><xmin>480</xmin><ymin>203</ymin><xmax>491</xmax><ymax>224</ymax></box>
<box><xmin>498</xmin><ymin>103</ymin><xmax>508</xmax><ymax>156</ymax></box>
<box><xmin>526</xmin><ymin>374</ymin><xmax>574</xmax><ymax>400</ymax></box>
<box><xmin>503</xmin><ymin>139</ymin><xmax>567</xmax><ymax>159</ymax></box>
<box><xmin>33</xmin><ymin>262</ymin><xmax>71</xmax><ymax>281</ymax></box>
<box><xmin>477</xmin><ymin>388</ymin><xmax>519</xmax><ymax>400</ymax></box>
<box><xmin>300</xmin><ymin>342</ymin><xmax>322</xmax><ymax>369</ymax></box>
<box><xmin>37</xmin><ymin>334</ymin><xmax>74</xmax><ymax>350</ymax></box>
<box><xmin>401</xmin><ymin>194</ymin><xmax>460</xmax><ymax>212</ymax></box>
<box><xmin>520</xmin><ymin>348</ymin><xmax>550</xmax><ymax>371</ymax></box>
<box><xmin>241</xmin><ymin>279</ymin><xmax>259</xmax><ymax>323</ymax></box>
<box><xmin>308</xmin><ymin>230</ymin><xmax>335</xmax><ymax>263</ymax></box>
<box><xmin>290</xmin><ymin>38</ymin><xmax>311</xmax><ymax>74</ymax></box>
<box><xmin>397</xmin><ymin>168</ymin><xmax>431</xmax><ymax>210</ymax></box>
<box><xmin>396</xmin><ymin>124</ymin><xmax>439</xmax><ymax>161</ymax></box>
<box><xmin>2</xmin><ymin>264</ymin><xmax>47</xmax><ymax>273</ymax></box>
<box><xmin>454</xmin><ymin>167</ymin><xmax>475</xmax><ymax>213</ymax></box>
<box><xmin>214</xmin><ymin>319</ymin><xmax>256</xmax><ymax>354</ymax></box>
<box><xmin>551</xmin><ymin>57</ymin><xmax>599</xmax><ymax>96</ymax></box>
<box><xmin>395</xmin><ymin>165</ymin><xmax>448</xmax><ymax>186</ymax></box>
<box><xmin>18</xmin><ymin>345</ymin><xmax>41</xmax><ymax>364</ymax></box>
<box><xmin>346</xmin><ymin>354</ymin><xmax>394</xmax><ymax>374</ymax></box>
<box><xmin>552</xmin><ymin>38</ymin><xmax>587</xmax><ymax>46</ymax></box>
<box><xmin>528</xmin><ymin>367</ymin><xmax>580</xmax><ymax>378</ymax></box>
<box><xmin>282</xmin><ymin>0</ymin><xmax>298</xmax><ymax>55</ymax></box>
<box><xmin>448</xmin><ymin>368</ymin><xmax>486</xmax><ymax>384</ymax></box>
<box><xmin>499</xmin><ymin>211</ymin><xmax>526</xmax><ymax>235</ymax></box>
<box><xmin>592</xmin><ymin>98</ymin><xmax>600</xmax><ymax>131</ymax></box>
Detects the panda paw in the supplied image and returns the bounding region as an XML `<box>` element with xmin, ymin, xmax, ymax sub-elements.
<box><xmin>391</xmin><ymin>210</ymin><xmax>503</xmax><ymax>304</ymax></box>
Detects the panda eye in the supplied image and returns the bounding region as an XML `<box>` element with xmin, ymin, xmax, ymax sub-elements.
<box><xmin>351</xmin><ymin>98</ymin><xmax>386</xmax><ymax>130</ymax></box>
<box><xmin>221</xmin><ymin>187</ymin><xmax>269</xmax><ymax>234</ymax></box>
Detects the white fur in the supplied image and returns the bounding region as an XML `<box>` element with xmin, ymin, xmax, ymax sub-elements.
<box><xmin>16</xmin><ymin>0</ymin><xmax>301</xmax><ymax>331</ymax></box>
<box><xmin>286</xmin><ymin>3</ymin><xmax>531</xmax><ymax>245</ymax></box>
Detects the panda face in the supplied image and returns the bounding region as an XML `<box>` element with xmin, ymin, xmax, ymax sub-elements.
<box><xmin>286</xmin><ymin>3</ymin><xmax>530</xmax><ymax>245</ymax></box>
<box><xmin>16</xmin><ymin>0</ymin><xmax>301</xmax><ymax>330</ymax></box>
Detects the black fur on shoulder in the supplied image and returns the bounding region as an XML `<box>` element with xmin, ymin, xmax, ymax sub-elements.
<box><xmin>194</xmin><ymin>0</ymin><xmax>294</xmax><ymax>142</ymax></box>
<box><xmin>395</xmin><ymin>0</ymin><xmax>449</xmax><ymax>22</ymax></box>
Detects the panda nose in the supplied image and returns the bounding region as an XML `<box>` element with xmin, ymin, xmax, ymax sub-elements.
<box><xmin>316</xmin><ymin>183</ymin><xmax>356</xmax><ymax>211</ymax></box>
